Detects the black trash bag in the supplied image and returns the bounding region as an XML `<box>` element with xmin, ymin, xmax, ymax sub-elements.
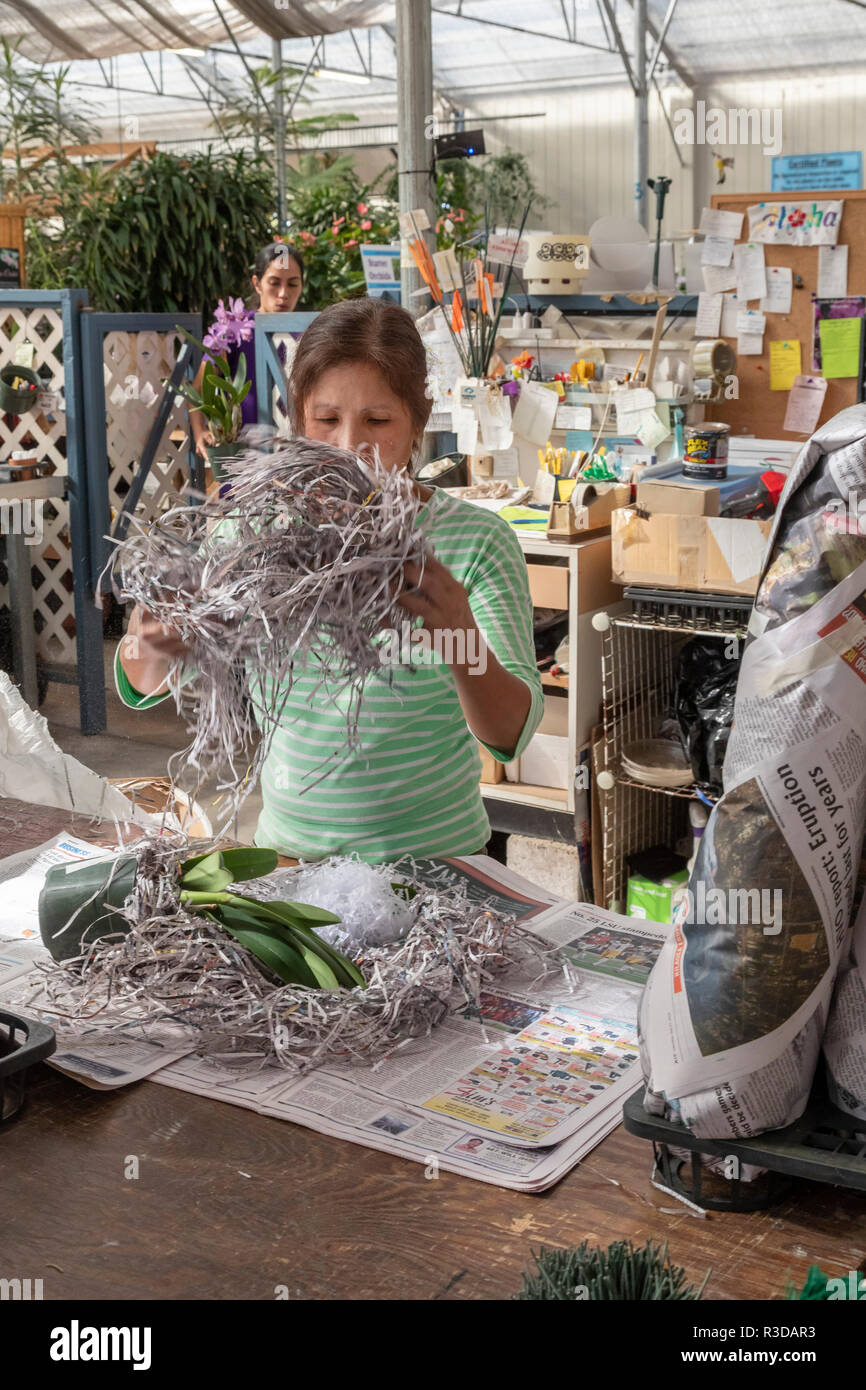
<box><xmin>672</xmin><ymin>637</ymin><xmax>740</xmax><ymax>795</ymax></box>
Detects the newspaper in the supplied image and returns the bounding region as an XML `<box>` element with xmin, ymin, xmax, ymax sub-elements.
<box><xmin>824</xmin><ymin>891</ymin><xmax>866</xmax><ymax>1119</ymax></box>
<box><xmin>0</xmin><ymin>844</ymin><xmax>665</xmax><ymax>1190</ymax></box>
<box><xmin>640</xmin><ymin>406</ymin><xmax>866</xmax><ymax>1139</ymax></box>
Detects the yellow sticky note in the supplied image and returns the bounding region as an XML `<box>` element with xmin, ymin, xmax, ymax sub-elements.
<box><xmin>819</xmin><ymin>317</ymin><xmax>862</xmax><ymax>379</ymax></box>
<box><xmin>769</xmin><ymin>340</ymin><xmax>801</xmax><ymax>391</ymax></box>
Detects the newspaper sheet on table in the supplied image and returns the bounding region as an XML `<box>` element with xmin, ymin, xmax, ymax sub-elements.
<box><xmin>0</xmin><ymin>846</ymin><xmax>666</xmax><ymax>1189</ymax></box>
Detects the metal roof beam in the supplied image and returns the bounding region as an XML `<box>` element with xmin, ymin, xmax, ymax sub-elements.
<box><xmin>647</xmin><ymin>0</ymin><xmax>679</xmax><ymax>84</ymax></box>
<box><xmin>431</xmin><ymin>6</ymin><xmax>617</xmax><ymax>55</ymax></box>
<box><xmin>599</xmin><ymin>0</ymin><xmax>637</xmax><ymax>91</ymax></box>
<box><xmin>624</xmin><ymin>0</ymin><xmax>693</xmax><ymax>87</ymax></box>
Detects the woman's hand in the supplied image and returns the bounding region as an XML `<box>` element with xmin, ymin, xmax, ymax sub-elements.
<box><xmin>118</xmin><ymin>605</ymin><xmax>191</xmax><ymax>698</ymax></box>
<box><xmin>193</xmin><ymin>425</ymin><xmax>215</xmax><ymax>462</ymax></box>
<box><xmin>396</xmin><ymin>556</ymin><xmax>476</xmax><ymax>661</ymax></box>
<box><xmin>395</xmin><ymin>556</ymin><xmax>531</xmax><ymax>756</ymax></box>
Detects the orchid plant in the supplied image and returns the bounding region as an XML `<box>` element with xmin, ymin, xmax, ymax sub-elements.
<box><xmin>174</xmin><ymin>301</ymin><xmax>254</xmax><ymax>446</ymax></box>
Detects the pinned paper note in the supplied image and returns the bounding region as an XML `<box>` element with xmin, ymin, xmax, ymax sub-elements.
<box><xmin>636</xmin><ymin>410</ymin><xmax>670</xmax><ymax>448</ymax></box>
<box><xmin>769</xmin><ymin>340</ymin><xmax>801</xmax><ymax>391</ymax></box>
<box><xmin>737</xmin><ymin>309</ymin><xmax>766</xmax><ymax>338</ymax></box>
<box><xmin>734</xmin><ymin>242</ymin><xmax>767</xmax><ymax>302</ymax></box>
<box><xmin>699</xmin><ymin>207</ymin><xmax>744</xmax><ymax>239</ymax></box>
<box><xmin>819</xmin><ymin>316</ymin><xmax>862</xmax><ymax>378</ymax></box>
<box><xmin>817</xmin><ymin>245</ymin><xmax>849</xmax><ymax>300</ymax></box>
<box><xmin>694</xmin><ymin>292</ymin><xmax>723</xmax><ymax>337</ymax></box>
<box><xmin>702</xmin><ymin>263</ymin><xmax>738</xmax><ymax>295</ymax></box>
<box><xmin>783</xmin><ymin>375</ymin><xmax>828</xmax><ymax>434</ymax></box>
<box><xmin>760</xmin><ymin>266</ymin><xmax>793</xmax><ymax>315</ymax></box>
<box><xmin>556</xmin><ymin>404</ymin><xmax>593</xmax><ymax>430</ymax></box>
<box><xmin>398</xmin><ymin>208</ymin><xmax>430</xmax><ymax>237</ymax></box>
<box><xmin>512</xmin><ymin>378</ymin><xmax>559</xmax><ymax>444</ymax></box>
<box><xmin>738</xmin><ymin>333</ymin><xmax>764</xmax><ymax>356</ymax></box>
<box><xmin>564</xmin><ymin>430</ymin><xmax>595</xmax><ymax>453</ymax></box>
<box><xmin>701</xmin><ymin>236</ymin><xmax>734</xmax><ymax>267</ymax></box>
<box><xmin>613</xmin><ymin>387</ymin><xmax>656</xmax><ymax>415</ymax></box>
<box><xmin>432</xmin><ymin>247</ymin><xmax>462</xmax><ymax>293</ymax></box>
<box><xmin>720</xmin><ymin>294</ymin><xmax>740</xmax><ymax>338</ymax></box>
<box><xmin>476</xmin><ymin>384</ymin><xmax>513</xmax><ymax>450</ymax></box>
<box><xmin>486</xmin><ymin>233</ymin><xmax>529</xmax><ymax>267</ymax></box>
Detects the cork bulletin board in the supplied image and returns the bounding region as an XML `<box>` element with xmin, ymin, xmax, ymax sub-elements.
<box><xmin>707</xmin><ymin>187</ymin><xmax>866</xmax><ymax>439</ymax></box>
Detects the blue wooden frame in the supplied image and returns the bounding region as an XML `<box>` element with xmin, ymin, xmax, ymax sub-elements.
<box><xmin>0</xmin><ymin>289</ymin><xmax>104</xmax><ymax>733</ymax></box>
<box><xmin>80</xmin><ymin>311</ymin><xmax>201</xmax><ymax>583</ymax></box>
<box><xmin>254</xmin><ymin>311</ymin><xmax>318</xmax><ymax>426</ymax></box>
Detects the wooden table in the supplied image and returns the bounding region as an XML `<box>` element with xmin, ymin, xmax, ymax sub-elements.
<box><xmin>2</xmin><ymin>796</ymin><xmax>865</xmax><ymax>1302</ymax></box>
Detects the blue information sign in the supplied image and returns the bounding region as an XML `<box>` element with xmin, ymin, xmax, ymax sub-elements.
<box><xmin>771</xmin><ymin>151</ymin><xmax>862</xmax><ymax>192</ymax></box>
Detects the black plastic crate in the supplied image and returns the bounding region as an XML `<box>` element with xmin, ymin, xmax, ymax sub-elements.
<box><xmin>623</xmin><ymin>1076</ymin><xmax>866</xmax><ymax>1211</ymax></box>
<box><xmin>624</xmin><ymin>585</ymin><xmax>754</xmax><ymax>633</ymax></box>
<box><xmin>0</xmin><ymin>1009</ymin><xmax>55</xmax><ymax>1125</ymax></box>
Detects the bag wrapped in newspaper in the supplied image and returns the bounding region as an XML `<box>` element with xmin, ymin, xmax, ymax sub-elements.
<box><xmin>640</xmin><ymin>404</ymin><xmax>866</xmax><ymax>1139</ymax></box>
<box><xmin>823</xmin><ymin>885</ymin><xmax>866</xmax><ymax>1118</ymax></box>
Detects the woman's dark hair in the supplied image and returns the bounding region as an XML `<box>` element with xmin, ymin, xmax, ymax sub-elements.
<box><xmin>290</xmin><ymin>298</ymin><xmax>432</xmax><ymax>445</ymax></box>
<box><xmin>253</xmin><ymin>242</ymin><xmax>305</xmax><ymax>281</ymax></box>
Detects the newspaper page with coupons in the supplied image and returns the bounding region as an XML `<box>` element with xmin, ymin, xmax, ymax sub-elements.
<box><xmin>0</xmin><ymin>844</ymin><xmax>665</xmax><ymax>1190</ymax></box>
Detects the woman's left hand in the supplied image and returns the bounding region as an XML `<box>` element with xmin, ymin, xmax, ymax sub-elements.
<box><xmin>396</xmin><ymin>556</ymin><xmax>476</xmax><ymax>661</ymax></box>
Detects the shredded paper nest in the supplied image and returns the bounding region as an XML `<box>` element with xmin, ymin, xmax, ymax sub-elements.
<box><xmin>110</xmin><ymin>438</ymin><xmax>430</xmax><ymax>822</ymax></box>
<box><xmin>38</xmin><ymin>838</ymin><xmax>557</xmax><ymax>1074</ymax></box>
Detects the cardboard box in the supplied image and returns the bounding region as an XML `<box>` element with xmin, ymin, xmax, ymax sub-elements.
<box><xmin>611</xmin><ymin>507</ymin><xmax>772</xmax><ymax>596</ymax></box>
<box><xmin>478</xmin><ymin>746</ymin><xmax>505</xmax><ymax>784</ymax></box>
<box><xmin>636</xmin><ymin>476</ymin><xmax>720</xmax><ymax>517</ymax></box>
<box><xmin>570</xmin><ymin>481</ymin><xmax>630</xmax><ymax>532</ymax></box>
<box><xmin>520</xmin><ymin>732</ymin><xmax>570</xmax><ymax>791</ymax></box>
<box><xmin>545</xmin><ymin>481</ymin><xmax>630</xmax><ymax>539</ymax></box>
<box><xmin>546</xmin><ymin>500</ymin><xmax>580</xmax><ymax>541</ymax></box>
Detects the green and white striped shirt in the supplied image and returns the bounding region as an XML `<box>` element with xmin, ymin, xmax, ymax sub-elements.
<box><xmin>116</xmin><ymin>488</ymin><xmax>543</xmax><ymax>862</ymax></box>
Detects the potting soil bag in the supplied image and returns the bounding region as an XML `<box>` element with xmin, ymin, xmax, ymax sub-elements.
<box><xmin>639</xmin><ymin>404</ymin><xmax>866</xmax><ymax>1139</ymax></box>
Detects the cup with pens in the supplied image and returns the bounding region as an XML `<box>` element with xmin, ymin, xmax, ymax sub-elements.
<box><xmin>0</xmin><ymin>365</ymin><xmax>40</xmax><ymax>415</ymax></box>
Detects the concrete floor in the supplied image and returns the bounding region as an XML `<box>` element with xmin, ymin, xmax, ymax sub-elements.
<box><xmin>43</xmin><ymin>641</ymin><xmax>263</xmax><ymax>843</ymax></box>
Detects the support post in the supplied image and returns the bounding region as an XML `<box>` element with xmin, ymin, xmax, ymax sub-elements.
<box><xmin>634</xmin><ymin>0</ymin><xmax>649</xmax><ymax>228</ymax></box>
<box><xmin>272</xmin><ymin>37</ymin><xmax>287</xmax><ymax>234</ymax></box>
<box><xmin>395</xmin><ymin>0</ymin><xmax>436</xmax><ymax>314</ymax></box>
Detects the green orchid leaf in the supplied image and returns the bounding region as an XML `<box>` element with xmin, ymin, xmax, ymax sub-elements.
<box><xmin>217</xmin><ymin>848</ymin><xmax>279</xmax><ymax>882</ymax></box>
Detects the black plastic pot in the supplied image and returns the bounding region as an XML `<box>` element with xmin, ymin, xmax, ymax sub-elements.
<box><xmin>0</xmin><ymin>365</ymin><xmax>40</xmax><ymax>414</ymax></box>
<box><xmin>38</xmin><ymin>854</ymin><xmax>140</xmax><ymax>963</ymax></box>
<box><xmin>415</xmin><ymin>452</ymin><xmax>468</xmax><ymax>489</ymax></box>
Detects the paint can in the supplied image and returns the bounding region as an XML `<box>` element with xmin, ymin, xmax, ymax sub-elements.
<box><xmin>683</xmin><ymin>422</ymin><xmax>730</xmax><ymax>479</ymax></box>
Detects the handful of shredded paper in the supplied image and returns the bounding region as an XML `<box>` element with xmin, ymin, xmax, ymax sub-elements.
<box><xmin>110</xmin><ymin>438</ymin><xmax>430</xmax><ymax>823</ymax></box>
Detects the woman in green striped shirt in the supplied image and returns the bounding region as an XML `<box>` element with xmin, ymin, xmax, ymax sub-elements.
<box><xmin>117</xmin><ymin>298</ymin><xmax>543</xmax><ymax>862</ymax></box>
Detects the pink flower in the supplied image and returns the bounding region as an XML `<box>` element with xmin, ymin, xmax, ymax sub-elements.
<box><xmin>360</xmin><ymin>219</ymin><xmax>372</xmax><ymax>230</ymax></box>
<box><xmin>357</xmin><ymin>202</ymin><xmax>369</xmax><ymax>214</ymax></box>
<box><xmin>345</xmin><ymin>238</ymin><xmax>357</xmax><ymax>246</ymax></box>
<box><xmin>332</xmin><ymin>215</ymin><xmax>346</xmax><ymax>231</ymax></box>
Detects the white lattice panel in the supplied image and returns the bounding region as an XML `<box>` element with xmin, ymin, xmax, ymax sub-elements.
<box><xmin>0</xmin><ymin>306</ymin><xmax>76</xmax><ymax>663</ymax></box>
<box><xmin>103</xmin><ymin>329</ymin><xmax>193</xmax><ymax>524</ymax></box>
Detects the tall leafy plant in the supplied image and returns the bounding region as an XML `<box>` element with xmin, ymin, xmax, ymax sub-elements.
<box><xmin>27</xmin><ymin>150</ymin><xmax>277</xmax><ymax>315</ymax></box>
<box><xmin>0</xmin><ymin>38</ymin><xmax>96</xmax><ymax>200</ymax></box>
<box><xmin>287</xmin><ymin>153</ymin><xmax>399</xmax><ymax>309</ymax></box>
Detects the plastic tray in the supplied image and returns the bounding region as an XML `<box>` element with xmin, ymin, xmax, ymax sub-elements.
<box><xmin>623</xmin><ymin>585</ymin><xmax>753</xmax><ymax>633</ymax></box>
<box><xmin>623</xmin><ymin>1077</ymin><xmax>866</xmax><ymax>1211</ymax></box>
<box><xmin>0</xmin><ymin>1009</ymin><xmax>56</xmax><ymax>1125</ymax></box>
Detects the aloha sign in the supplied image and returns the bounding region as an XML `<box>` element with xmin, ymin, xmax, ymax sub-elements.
<box><xmin>747</xmin><ymin>199</ymin><xmax>843</xmax><ymax>246</ymax></box>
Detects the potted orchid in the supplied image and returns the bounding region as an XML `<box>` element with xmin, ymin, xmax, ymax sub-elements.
<box><xmin>175</xmin><ymin>298</ymin><xmax>255</xmax><ymax>478</ymax></box>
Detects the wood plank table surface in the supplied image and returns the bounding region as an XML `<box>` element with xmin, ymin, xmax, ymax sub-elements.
<box><xmin>2</xmin><ymin>796</ymin><xmax>865</xmax><ymax>1302</ymax></box>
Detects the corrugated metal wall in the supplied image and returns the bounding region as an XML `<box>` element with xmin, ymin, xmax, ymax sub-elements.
<box><xmin>465</xmin><ymin>72</ymin><xmax>866</xmax><ymax>233</ymax></box>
